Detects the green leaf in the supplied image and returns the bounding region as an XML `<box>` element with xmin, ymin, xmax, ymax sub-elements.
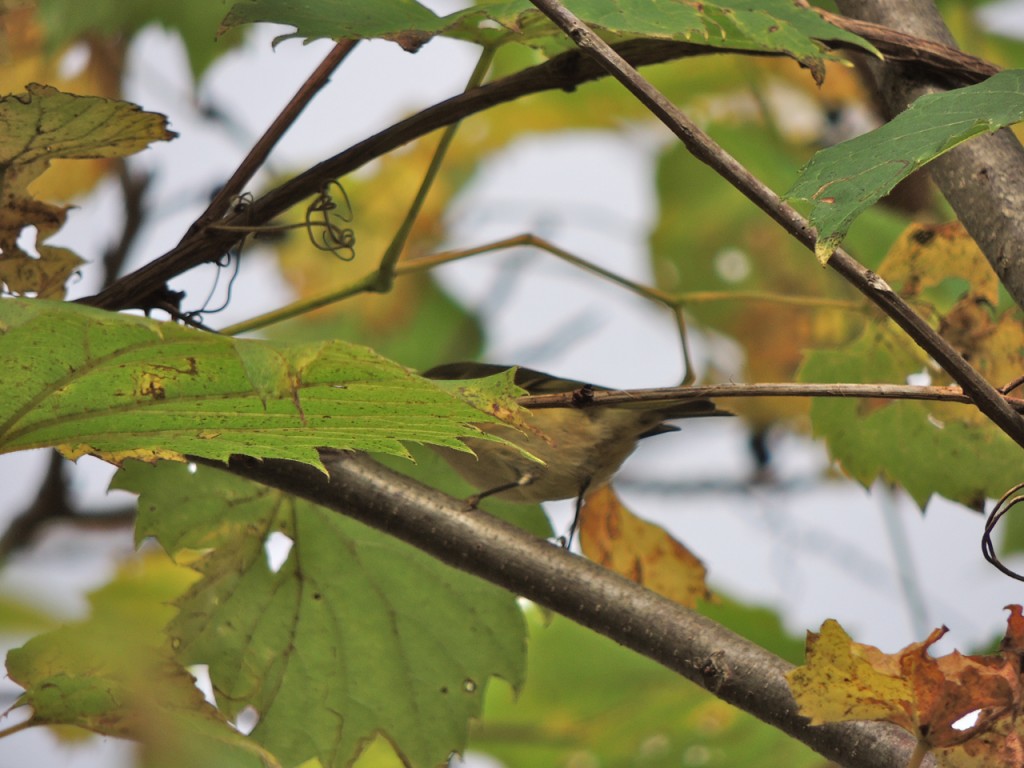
<box><xmin>787</xmin><ymin>69</ymin><xmax>1024</xmax><ymax>263</ymax></box>
<box><xmin>470</xmin><ymin>608</ymin><xmax>819</xmax><ymax>768</ymax></box>
<box><xmin>221</xmin><ymin>0</ymin><xmax>876</xmax><ymax>75</ymax></box>
<box><xmin>5</xmin><ymin>552</ymin><xmax>276</xmax><ymax>768</ymax></box>
<box><xmin>117</xmin><ymin>460</ymin><xmax>527</xmax><ymax>768</ymax></box>
<box><xmin>0</xmin><ymin>298</ymin><xmax>510</xmax><ymax>469</ymax></box>
<box><xmin>37</xmin><ymin>0</ymin><xmax>243</xmax><ymax>78</ymax></box>
<box><xmin>0</xmin><ymin>85</ymin><xmax>173</xmax><ymax>297</ymax></box>
<box><xmin>797</xmin><ymin>322</ymin><xmax>1024</xmax><ymax>509</ymax></box>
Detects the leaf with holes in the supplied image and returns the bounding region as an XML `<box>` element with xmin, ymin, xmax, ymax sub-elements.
<box><xmin>5</xmin><ymin>551</ymin><xmax>276</xmax><ymax>767</ymax></box>
<box><xmin>117</xmin><ymin>460</ymin><xmax>527</xmax><ymax>768</ymax></box>
<box><xmin>0</xmin><ymin>84</ymin><xmax>174</xmax><ymax>297</ymax></box>
<box><xmin>788</xmin><ymin>608</ymin><xmax>1024</xmax><ymax>766</ymax></box>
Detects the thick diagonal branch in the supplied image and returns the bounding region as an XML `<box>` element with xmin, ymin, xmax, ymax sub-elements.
<box><xmin>214</xmin><ymin>451</ymin><xmax>931</xmax><ymax>768</ymax></box>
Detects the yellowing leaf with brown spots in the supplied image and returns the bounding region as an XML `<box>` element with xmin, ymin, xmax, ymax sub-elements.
<box><xmin>788</xmin><ymin>607</ymin><xmax>1024</xmax><ymax>766</ymax></box>
<box><xmin>579</xmin><ymin>484</ymin><xmax>709</xmax><ymax>608</ymax></box>
<box><xmin>0</xmin><ymin>84</ymin><xmax>173</xmax><ymax>297</ymax></box>
<box><xmin>880</xmin><ymin>220</ymin><xmax>1000</xmax><ymax>308</ymax></box>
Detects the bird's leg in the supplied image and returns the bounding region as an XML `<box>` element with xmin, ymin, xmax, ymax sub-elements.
<box><xmin>465</xmin><ymin>471</ymin><xmax>538</xmax><ymax>508</ymax></box>
<box><xmin>557</xmin><ymin>479</ymin><xmax>591</xmax><ymax>549</ymax></box>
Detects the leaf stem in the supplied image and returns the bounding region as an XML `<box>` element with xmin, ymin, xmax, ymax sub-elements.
<box><xmin>905</xmin><ymin>740</ymin><xmax>930</xmax><ymax>768</ymax></box>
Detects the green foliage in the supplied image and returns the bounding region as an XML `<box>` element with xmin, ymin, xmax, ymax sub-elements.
<box><xmin>222</xmin><ymin>0</ymin><xmax>875</xmax><ymax>74</ymax></box>
<box><xmin>37</xmin><ymin>0</ymin><xmax>242</xmax><ymax>77</ymax></box>
<box><xmin>788</xmin><ymin>69</ymin><xmax>1024</xmax><ymax>262</ymax></box>
<box><xmin>0</xmin><ymin>298</ymin><xmax>512</xmax><ymax>468</ymax></box>
<box><xmin>116</xmin><ymin>460</ymin><xmax>527</xmax><ymax>768</ymax></box>
<box><xmin>469</xmin><ymin>609</ymin><xmax>820</xmax><ymax>767</ymax></box>
<box><xmin>6</xmin><ymin>552</ymin><xmax>276</xmax><ymax>767</ymax></box>
<box><xmin>2</xmin><ymin>0</ymin><xmax>1022</xmax><ymax>766</ymax></box>
<box><xmin>798</xmin><ymin>323</ymin><xmax>1024</xmax><ymax>509</ymax></box>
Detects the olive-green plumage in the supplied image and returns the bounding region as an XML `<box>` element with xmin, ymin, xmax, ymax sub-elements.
<box><xmin>423</xmin><ymin>362</ymin><xmax>727</xmax><ymax>503</ymax></box>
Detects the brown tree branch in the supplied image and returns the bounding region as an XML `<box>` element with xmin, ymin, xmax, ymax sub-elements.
<box><xmin>80</xmin><ymin>20</ymin><xmax>1000</xmax><ymax>314</ymax></box>
<box><xmin>516</xmin><ymin>381</ymin><xmax>1024</xmax><ymax>410</ymax></box>
<box><xmin>182</xmin><ymin>39</ymin><xmax>359</xmax><ymax>242</ymax></box>
<box><xmin>817</xmin><ymin>7</ymin><xmax>999</xmax><ymax>84</ymax></box>
<box><xmin>0</xmin><ymin>452</ymin><xmax>136</xmax><ymax>562</ymax></box>
<box><xmin>835</xmin><ymin>0</ymin><xmax>1024</xmax><ymax>312</ymax></box>
<box><xmin>212</xmin><ymin>450</ymin><xmax>933</xmax><ymax>768</ymax></box>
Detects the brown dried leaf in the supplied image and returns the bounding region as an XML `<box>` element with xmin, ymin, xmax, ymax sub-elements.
<box><xmin>579</xmin><ymin>484</ymin><xmax>709</xmax><ymax>608</ymax></box>
<box><xmin>788</xmin><ymin>607</ymin><xmax>1024</xmax><ymax>766</ymax></box>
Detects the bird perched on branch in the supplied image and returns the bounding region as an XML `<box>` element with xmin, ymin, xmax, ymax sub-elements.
<box><xmin>422</xmin><ymin>362</ymin><xmax>728</xmax><ymax>507</ymax></box>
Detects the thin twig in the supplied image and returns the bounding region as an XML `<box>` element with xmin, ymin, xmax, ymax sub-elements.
<box><xmin>101</xmin><ymin>161</ymin><xmax>151</xmax><ymax>285</ymax></box>
<box><xmin>525</xmin><ymin>0</ymin><xmax>1024</xmax><ymax>452</ymax></box>
<box><xmin>183</xmin><ymin>39</ymin><xmax>358</xmax><ymax>241</ymax></box>
<box><xmin>370</xmin><ymin>47</ymin><xmax>496</xmax><ymax>293</ymax></box>
<box><xmin>516</xmin><ymin>381</ymin><xmax>1006</xmax><ymax>409</ymax></box>
<box><xmin>218</xmin><ymin>232</ymin><xmax>859</xmax><ymax>337</ymax></box>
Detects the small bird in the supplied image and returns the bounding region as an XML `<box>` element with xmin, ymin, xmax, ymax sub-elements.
<box><xmin>422</xmin><ymin>362</ymin><xmax>727</xmax><ymax>506</ymax></box>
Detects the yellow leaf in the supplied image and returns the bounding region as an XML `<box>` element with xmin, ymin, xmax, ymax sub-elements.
<box><xmin>579</xmin><ymin>484</ymin><xmax>709</xmax><ymax>608</ymax></box>
<box><xmin>787</xmin><ymin>619</ymin><xmax>915</xmax><ymax>730</ymax></box>
<box><xmin>880</xmin><ymin>221</ymin><xmax>1000</xmax><ymax>306</ymax></box>
<box><xmin>789</xmin><ymin>608</ymin><xmax>1024</xmax><ymax>764</ymax></box>
<box><xmin>0</xmin><ymin>83</ymin><xmax>173</xmax><ymax>297</ymax></box>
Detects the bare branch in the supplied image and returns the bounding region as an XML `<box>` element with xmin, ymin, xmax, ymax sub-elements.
<box><xmin>516</xmin><ymin>381</ymin><xmax>1018</xmax><ymax>410</ymax></box>
<box><xmin>184</xmin><ymin>39</ymin><xmax>359</xmax><ymax>241</ymax></box>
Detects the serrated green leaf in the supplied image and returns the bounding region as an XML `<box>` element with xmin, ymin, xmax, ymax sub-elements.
<box><xmin>221</xmin><ymin>0</ymin><xmax>875</xmax><ymax>73</ymax></box>
<box><xmin>0</xmin><ymin>85</ymin><xmax>173</xmax><ymax>297</ymax></box>
<box><xmin>787</xmin><ymin>69</ymin><xmax>1024</xmax><ymax>261</ymax></box>
<box><xmin>470</xmin><ymin>608</ymin><xmax>819</xmax><ymax>768</ymax></box>
<box><xmin>117</xmin><ymin>460</ymin><xmax>527</xmax><ymax>768</ymax></box>
<box><xmin>0</xmin><ymin>299</ymin><xmax>510</xmax><ymax>469</ymax></box>
<box><xmin>5</xmin><ymin>552</ymin><xmax>276</xmax><ymax>768</ymax></box>
<box><xmin>797</xmin><ymin>323</ymin><xmax>1024</xmax><ymax>509</ymax></box>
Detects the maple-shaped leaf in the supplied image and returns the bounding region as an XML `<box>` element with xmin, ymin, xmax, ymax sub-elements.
<box><xmin>0</xmin><ymin>298</ymin><xmax>514</xmax><ymax>470</ymax></box>
<box><xmin>0</xmin><ymin>85</ymin><xmax>174</xmax><ymax>297</ymax></box>
<box><xmin>579</xmin><ymin>484</ymin><xmax>710</xmax><ymax>608</ymax></box>
<box><xmin>787</xmin><ymin>607</ymin><xmax>1024</xmax><ymax>767</ymax></box>
<box><xmin>798</xmin><ymin>219</ymin><xmax>1024</xmax><ymax>509</ymax></box>
<box><xmin>116</xmin><ymin>460</ymin><xmax>527</xmax><ymax>768</ymax></box>
<box><xmin>4</xmin><ymin>551</ymin><xmax>277</xmax><ymax>768</ymax></box>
